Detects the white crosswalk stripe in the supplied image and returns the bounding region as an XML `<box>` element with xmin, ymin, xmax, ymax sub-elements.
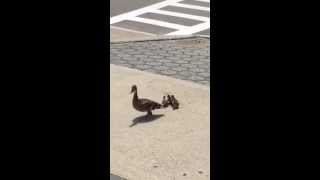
<box><xmin>110</xmin><ymin>0</ymin><xmax>210</xmax><ymax>36</ymax></box>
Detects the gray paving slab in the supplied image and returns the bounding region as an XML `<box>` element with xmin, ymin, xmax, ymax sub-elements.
<box><xmin>110</xmin><ymin>37</ymin><xmax>210</xmax><ymax>86</ymax></box>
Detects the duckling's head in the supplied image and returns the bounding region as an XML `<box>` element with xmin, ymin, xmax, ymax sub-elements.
<box><xmin>130</xmin><ymin>85</ymin><xmax>137</xmax><ymax>94</ymax></box>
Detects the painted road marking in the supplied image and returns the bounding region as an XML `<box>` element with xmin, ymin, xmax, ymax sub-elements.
<box><xmin>110</xmin><ymin>0</ymin><xmax>210</xmax><ymax>36</ymax></box>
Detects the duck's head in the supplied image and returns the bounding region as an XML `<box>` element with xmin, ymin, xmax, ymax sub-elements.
<box><xmin>130</xmin><ymin>85</ymin><xmax>137</xmax><ymax>94</ymax></box>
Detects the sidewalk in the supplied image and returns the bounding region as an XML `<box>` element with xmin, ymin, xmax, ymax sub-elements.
<box><xmin>110</xmin><ymin>27</ymin><xmax>210</xmax><ymax>180</ymax></box>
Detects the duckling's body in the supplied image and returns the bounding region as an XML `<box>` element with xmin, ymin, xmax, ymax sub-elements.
<box><xmin>170</xmin><ymin>95</ymin><xmax>179</xmax><ymax>110</ymax></box>
<box><xmin>131</xmin><ymin>85</ymin><xmax>163</xmax><ymax>116</ymax></box>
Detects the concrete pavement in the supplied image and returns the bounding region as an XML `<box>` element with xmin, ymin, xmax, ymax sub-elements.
<box><xmin>110</xmin><ymin>64</ymin><xmax>210</xmax><ymax>180</ymax></box>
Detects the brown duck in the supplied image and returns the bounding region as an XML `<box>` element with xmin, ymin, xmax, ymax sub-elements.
<box><xmin>130</xmin><ymin>85</ymin><xmax>164</xmax><ymax>116</ymax></box>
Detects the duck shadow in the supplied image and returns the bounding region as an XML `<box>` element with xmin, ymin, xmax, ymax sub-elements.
<box><xmin>129</xmin><ymin>114</ymin><xmax>164</xmax><ymax>127</ymax></box>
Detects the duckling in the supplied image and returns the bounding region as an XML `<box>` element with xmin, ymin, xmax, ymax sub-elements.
<box><xmin>130</xmin><ymin>85</ymin><xmax>164</xmax><ymax>116</ymax></box>
<box><xmin>162</xmin><ymin>96</ymin><xmax>170</xmax><ymax>108</ymax></box>
<box><xmin>170</xmin><ymin>95</ymin><xmax>179</xmax><ymax>110</ymax></box>
<box><xmin>166</xmin><ymin>95</ymin><xmax>179</xmax><ymax>110</ymax></box>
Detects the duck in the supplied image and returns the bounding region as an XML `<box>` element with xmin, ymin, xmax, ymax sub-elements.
<box><xmin>130</xmin><ymin>85</ymin><xmax>164</xmax><ymax>116</ymax></box>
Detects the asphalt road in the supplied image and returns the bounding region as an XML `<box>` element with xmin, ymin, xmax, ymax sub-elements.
<box><xmin>110</xmin><ymin>174</ymin><xmax>126</xmax><ymax>180</ymax></box>
<box><xmin>110</xmin><ymin>0</ymin><xmax>163</xmax><ymax>17</ymax></box>
<box><xmin>110</xmin><ymin>0</ymin><xmax>210</xmax><ymax>36</ymax></box>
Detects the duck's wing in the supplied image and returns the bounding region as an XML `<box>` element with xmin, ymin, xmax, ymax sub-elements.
<box><xmin>139</xmin><ymin>98</ymin><xmax>162</xmax><ymax>110</ymax></box>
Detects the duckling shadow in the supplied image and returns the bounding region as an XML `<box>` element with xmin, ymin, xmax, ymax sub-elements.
<box><xmin>129</xmin><ymin>114</ymin><xmax>164</xmax><ymax>127</ymax></box>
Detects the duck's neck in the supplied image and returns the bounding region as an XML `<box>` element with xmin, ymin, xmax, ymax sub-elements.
<box><xmin>133</xmin><ymin>91</ymin><xmax>138</xmax><ymax>101</ymax></box>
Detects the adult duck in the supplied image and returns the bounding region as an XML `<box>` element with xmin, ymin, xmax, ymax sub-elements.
<box><xmin>130</xmin><ymin>85</ymin><xmax>164</xmax><ymax>116</ymax></box>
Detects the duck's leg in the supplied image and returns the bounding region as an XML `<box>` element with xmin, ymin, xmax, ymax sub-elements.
<box><xmin>147</xmin><ymin>110</ymin><xmax>152</xmax><ymax>116</ymax></box>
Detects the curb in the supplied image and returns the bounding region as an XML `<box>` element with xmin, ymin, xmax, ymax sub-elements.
<box><xmin>110</xmin><ymin>35</ymin><xmax>210</xmax><ymax>44</ymax></box>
